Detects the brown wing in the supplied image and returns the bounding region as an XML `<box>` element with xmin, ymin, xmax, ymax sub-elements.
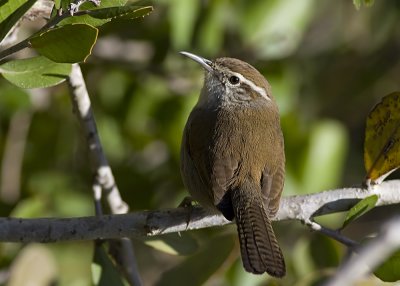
<box><xmin>181</xmin><ymin>108</ymin><xmax>214</xmax><ymax>205</ymax></box>
<box><xmin>210</xmin><ymin>149</ymin><xmax>239</xmax><ymax>219</ymax></box>
<box><xmin>261</xmin><ymin>160</ymin><xmax>285</xmax><ymax>217</ymax></box>
<box><xmin>183</xmin><ymin>107</ymin><xmax>239</xmax><ymax>215</ymax></box>
<box><xmin>209</xmin><ymin>109</ymin><xmax>242</xmax><ymax>218</ymax></box>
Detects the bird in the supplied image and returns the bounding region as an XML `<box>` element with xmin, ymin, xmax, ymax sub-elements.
<box><xmin>180</xmin><ymin>51</ymin><xmax>286</xmax><ymax>277</ymax></box>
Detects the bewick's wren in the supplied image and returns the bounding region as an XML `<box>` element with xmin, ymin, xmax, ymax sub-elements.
<box><xmin>180</xmin><ymin>52</ymin><xmax>285</xmax><ymax>277</ymax></box>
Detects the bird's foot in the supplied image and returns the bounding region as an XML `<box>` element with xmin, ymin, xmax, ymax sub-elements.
<box><xmin>178</xmin><ymin>196</ymin><xmax>198</xmax><ymax>230</ymax></box>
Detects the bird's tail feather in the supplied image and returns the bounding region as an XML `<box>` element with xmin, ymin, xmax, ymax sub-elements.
<box><xmin>232</xmin><ymin>181</ymin><xmax>285</xmax><ymax>277</ymax></box>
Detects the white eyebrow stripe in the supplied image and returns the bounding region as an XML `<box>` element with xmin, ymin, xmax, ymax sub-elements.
<box><xmin>232</xmin><ymin>72</ymin><xmax>270</xmax><ymax>101</ymax></box>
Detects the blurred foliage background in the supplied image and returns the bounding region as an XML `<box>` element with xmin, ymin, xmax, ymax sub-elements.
<box><xmin>1</xmin><ymin>0</ymin><xmax>400</xmax><ymax>285</ymax></box>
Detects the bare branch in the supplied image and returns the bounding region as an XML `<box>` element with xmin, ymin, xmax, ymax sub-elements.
<box><xmin>1</xmin><ymin>180</ymin><xmax>400</xmax><ymax>243</ymax></box>
<box><xmin>305</xmin><ymin>220</ymin><xmax>358</xmax><ymax>248</ymax></box>
<box><xmin>324</xmin><ymin>216</ymin><xmax>400</xmax><ymax>286</ymax></box>
<box><xmin>67</xmin><ymin>64</ymin><xmax>128</xmax><ymax>214</ymax></box>
<box><xmin>0</xmin><ymin>207</ymin><xmax>224</xmax><ymax>242</ymax></box>
<box><xmin>276</xmin><ymin>180</ymin><xmax>400</xmax><ymax>221</ymax></box>
<box><xmin>67</xmin><ymin>64</ymin><xmax>138</xmax><ymax>285</ymax></box>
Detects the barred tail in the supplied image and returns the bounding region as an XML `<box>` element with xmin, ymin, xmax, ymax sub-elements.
<box><xmin>232</xmin><ymin>181</ymin><xmax>285</xmax><ymax>277</ymax></box>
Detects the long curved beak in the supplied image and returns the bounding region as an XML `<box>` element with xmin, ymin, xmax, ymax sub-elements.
<box><xmin>180</xmin><ymin>51</ymin><xmax>213</xmax><ymax>73</ymax></box>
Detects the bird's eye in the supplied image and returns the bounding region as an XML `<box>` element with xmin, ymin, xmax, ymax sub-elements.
<box><xmin>228</xmin><ymin>75</ymin><xmax>240</xmax><ymax>85</ymax></box>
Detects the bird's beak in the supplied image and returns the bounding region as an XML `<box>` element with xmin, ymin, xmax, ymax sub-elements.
<box><xmin>180</xmin><ymin>51</ymin><xmax>213</xmax><ymax>73</ymax></box>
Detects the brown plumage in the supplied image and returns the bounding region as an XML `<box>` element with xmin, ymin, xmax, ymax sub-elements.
<box><xmin>180</xmin><ymin>52</ymin><xmax>285</xmax><ymax>277</ymax></box>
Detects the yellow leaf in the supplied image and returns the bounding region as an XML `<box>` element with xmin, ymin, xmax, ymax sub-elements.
<box><xmin>364</xmin><ymin>92</ymin><xmax>400</xmax><ymax>183</ymax></box>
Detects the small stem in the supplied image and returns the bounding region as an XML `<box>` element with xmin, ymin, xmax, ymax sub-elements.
<box><xmin>305</xmin><ymin>220</ymin><xmax>359</xmax><ymax>248</ymax></box>
<box><xmin>0</xmin><ymin>39</ymin><xmax>31</xmax><ymax>61</ymax></box>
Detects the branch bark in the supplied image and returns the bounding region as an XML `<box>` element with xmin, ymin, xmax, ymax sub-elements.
<box><xmin>1</xmin><ymin>180</ymin><xmax>399</xmax><ymax>243</ymax></box>
<box><xmin>276</xmin><ymin>179</ymin><xmax>400</xmax><ymax>221</ymax></box>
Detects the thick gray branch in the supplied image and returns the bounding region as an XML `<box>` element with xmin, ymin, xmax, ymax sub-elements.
<box><xmin>1</xmin><ymin>180</ymin><xmax>400</xmax><ymax>243</ymax></box>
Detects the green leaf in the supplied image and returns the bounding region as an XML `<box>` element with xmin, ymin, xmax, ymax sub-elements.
<box><xmin>92</xmin><ymin>244</ymin><xmax>125</xmax><ymax>286</ymax></box>
<box><xmin>0</xmin><ymin>0</ymin><xmax>34</xmax><ymax>22</ymax></box>
<box><xmin>156</xmin><ymin>234</ymin><xmax>235</xmax><ymax>286</ymax></box>
<box><xmin>0</xmin><ymin>56</ymin><xmax>71</xmax><ymax>89</ymax></box>
<box><xmin>374</xmin><ymin>249</ymin><xmax>400</xmax><ymax>282</ymax></box>
<box><xmin>88</xmin><ymin>5</ymin><xmax>153</xmax><ymax>20</ymax></box>
<box><xmin>30</xmin><ymin>24</ymin><xmax>98</xmax><ymax>63</ymax></box>
<box><xmin>342</xmin><ymin>195</ymin><xmax>378</xmax><ymax>228</ymax></box>
<box><xmin>59</xmin><ymin>0</ymin><xmax>128</xmax><ymax>27</ymax></box>
<box><xmin>364</xmin><ymin>92</ymin><xmax>400</xmax><ymax>184</ymax></box>
<box><xmin>0</xmin><ymin>0</ymin><xmax>37</xmax><ymax>42</ymax></box>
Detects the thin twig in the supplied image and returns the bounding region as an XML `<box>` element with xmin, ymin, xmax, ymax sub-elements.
<box><xmin>305</xmin><ymin>220</ymin><xmax>359</xmax><ymax>248</ymax></box>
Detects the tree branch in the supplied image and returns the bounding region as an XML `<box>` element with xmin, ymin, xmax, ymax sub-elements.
<box><xmin>68</xmin><ymin>64</ymin><xmax>128</xmax><ymax>214</ymax></box>
<box><xmin>276</xmin><ymin>180</ymin><xmax>400</xmax><ymax>221</ymax></box>
<box><xmin>304</xmin><ymin>220</ymin><xmax>358</xmax><ymax>248</ymax></box>
<box><xmin>324</xmin><ymin>216</ymin><xmax>400</xmax><ymax>286</ymax></box>
<box><xmin>1</xmin><ymin>180</ymin><xmax>400</xmax><ymax>243</ymax></box>
<box><xmin>67</xmin><ymin>64</ymin><xmax>139</xmax><ymax>285</ymax></box>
